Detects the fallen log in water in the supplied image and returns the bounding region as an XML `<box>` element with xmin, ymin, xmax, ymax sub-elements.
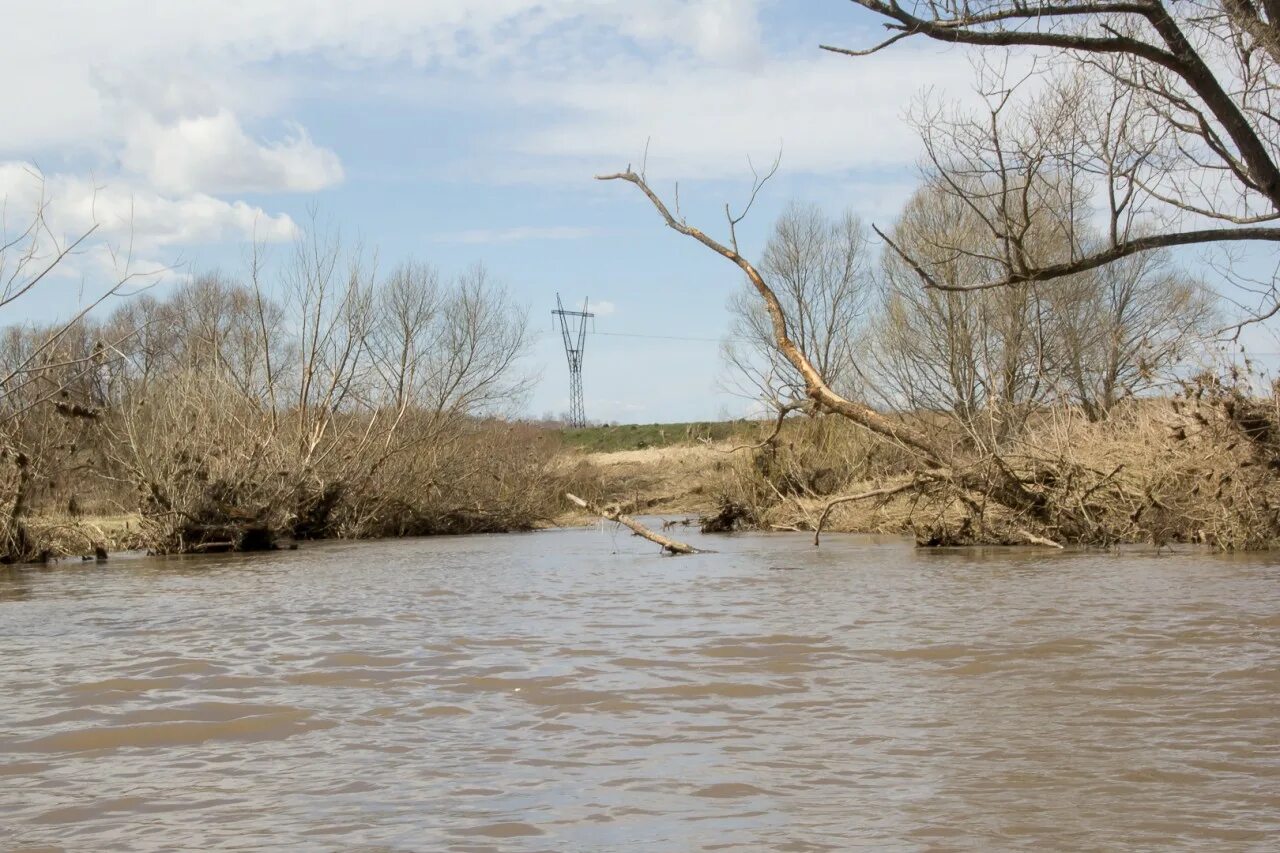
<box><xmin>565</xmin><ymin>493</ymin><xmax>704</xmax><ymax>555</ymax></box>
<box><xmin>1016</xmin><ymin>529</ymin><xmax>1064</xmax><ymax>549</ymax></box>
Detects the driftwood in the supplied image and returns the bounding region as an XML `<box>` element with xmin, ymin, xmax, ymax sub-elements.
<box><xmin>566</xmin><ymin>493</ymin><xmax>703</xmax><ymax>555</ymax></box>
<box><xmin>1016</xmin><ymin>529</ymin><xmax>1065</xmax><ymax>549</ymax></box>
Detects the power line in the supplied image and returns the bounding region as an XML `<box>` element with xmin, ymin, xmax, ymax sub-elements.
<box><xmin>534</xmin><ymin>329</ymin><xmax>745</xmax><ymax>344</ymax></box>
<box><xmin>591</xmin><ymin>330</ymin><xmax>735</xmax><ymax>343</ymax></box>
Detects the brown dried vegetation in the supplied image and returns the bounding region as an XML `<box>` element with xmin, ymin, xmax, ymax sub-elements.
<box><xmin>2</xmin><ymin>217</ymin><xmax>559</xmax><ymax>561</ymax></box>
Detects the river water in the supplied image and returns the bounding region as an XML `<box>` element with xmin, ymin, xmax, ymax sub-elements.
<box><xmin>1</xmin><ymin>526</ymin><xmax>1277</xmax><ymax>851</ymax></box>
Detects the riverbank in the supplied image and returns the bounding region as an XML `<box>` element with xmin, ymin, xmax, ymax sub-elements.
<box><xmin>555</xmin><ymin>440</ymin><xmax>924</xmax><ymax>537</ymax></box>
<box><xmin>0</xmin><ymin>430</ymin><xmax>1141</xmax><ymax>563</ymax></box>
<box><xmin>19</xmin><ymin>437</ymin><xmax>901</xmax><ymax>563</ymax></box>
<box><xmin>17</xmin><ymin>387</ymin><xmax>1280</xmax><ymax>563</ymax></box>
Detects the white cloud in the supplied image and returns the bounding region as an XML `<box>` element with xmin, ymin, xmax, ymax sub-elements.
<box><xmin>0</xmin><ymin>1</ymin><xmax>932</xmax><ymax>194</ymax></box>
<box><xmin>505</xmin><ymin>49</ymin><xmax>977</xmax><ymax>181</ymax></box>
<box><xmin>617</xmin><ymin>0</ymin><xmax>763</xmax><ymax>64</ymax></box>
<box><xmin>0</xmin><ymin>162</ymin><xmax>297</xmax><ymax>254</ymax></box>
<box><xmin>0</xmin><ymin>162</ymin><xmax>299</xmax><ymax>317</ymax></box>
<box><xmin>0</xmin><ymin>0</ymin><xmax>964</xmax><ymax>288</ymax></box>
<box><xmin>591</xmin><ymin>300</ymin><xmax>618</xmax><ymax>316</ymax></box>
<box><xmin>0</xmin><ymin>1</ymin><xmax>774</xmax><ymax>150</ymax></box>
<box><xmin>121</xmin><ymin>111</ymin><xmax>343</xmax><ymax>194</ymax></box>
<box><xmin>430</xmin><ymin>225</ymin><xmax>601</xmax><ymax>244</ymax></box>
<box><xmin>0</xmin><ymin>0</ymin><xmax>775</xmax><ymax>266</ymax></box>
<box><xmin>0</xmin><ymin>0</ymin><xmax>767</xmax><ymax>158</ymax></box>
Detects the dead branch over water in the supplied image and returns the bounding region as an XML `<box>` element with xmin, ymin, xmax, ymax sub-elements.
<box><xmin>813</xmin><ymin>481</ymin><xmax>920</xmax><ymax>547</ymax></box>
<box><xmin>592</xmin><ymin>2</ymin><xmax>1280</xmax><ymax>550</ymax></box>
<box><xmin>565</xmin><ymin>492</ymin><xmax>703</xmax><ymax>554</ymax></box>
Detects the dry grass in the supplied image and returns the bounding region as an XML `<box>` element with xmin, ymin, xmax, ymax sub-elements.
<box><xmin>5</xmin><ymin>513</ymin><xmax>144</xmax><ymax>562</ymax></box>
<box><xmin>554</xmin><ymin>442</ymin><xmax>733</xmax><ymax>524</ymax></box>
<box><xmin>14</xmin><ymin>376</ymin><xmax>1280</xmax><ymax>557</ymax></box>
<box><xmin>564</xmin><ymin>386</ymin><xmax>1280</xmax><ymax>550</ymax></box>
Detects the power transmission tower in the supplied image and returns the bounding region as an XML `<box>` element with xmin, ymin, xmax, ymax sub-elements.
<box><xmin>552</xmin><ymin>294</ymin><xmax>593</xmax><ymax>427</ymax></box>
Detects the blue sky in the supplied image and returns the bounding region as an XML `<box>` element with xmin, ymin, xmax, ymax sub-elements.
<box><xmin>0</xmin><ymin>1</ymin><xmax>1036</xmax><ymax>421</ymax></box>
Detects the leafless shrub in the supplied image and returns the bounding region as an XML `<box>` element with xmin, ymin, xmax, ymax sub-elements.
<box><xmin>106</xmin><ymin>222</ymin><xmax>536</xmax><ymax>553</ymax></box>
<box><xmin>111</xmin><ymin>372</ymin><xmax>291</xmax><ymax>553</ymax></box>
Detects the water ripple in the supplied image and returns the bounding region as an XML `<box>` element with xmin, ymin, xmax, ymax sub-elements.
<box><xmin>1</xmin><ymin>528</ymin><xmax>1278</xmax><ymax>850</ymax></box>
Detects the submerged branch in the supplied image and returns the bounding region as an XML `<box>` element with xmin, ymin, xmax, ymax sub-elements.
<box><xmin>565</xmin><ymin>492</ymin><xmax>704</xmax><ymax>555</ymax></box>
<box><xmin>1016</xmin><ymin>529</ymin><xmax>1065</xmax><ymax>549</ymax></box>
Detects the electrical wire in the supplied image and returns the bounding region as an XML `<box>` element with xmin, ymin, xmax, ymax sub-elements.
<box><xmin>535</xmin><ymin>329</ymin><xmax>745</xmax><ymax>344</ymax></box>
<box><xmin>590</xmin><ymin>330</ymin><xmax>734</xmax><ymax>343</ymax></box>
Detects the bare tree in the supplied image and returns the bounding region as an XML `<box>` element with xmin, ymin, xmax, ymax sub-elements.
<box><xmin>420</xmin><ymin>263</ymin><xmax>532</xmax><ymax>418</ymax></box>
<box><xmin>0</xmin><ymin>182</ymin><xmax>158</xmax><ymax>561</ymax></box>
<box><xmin>829</xmin><ymin>2</ymin><xmax>1280</xmax><ymax>323</ymax></box>
<box><xmin>282</xmin><ymin>218</ymin><xmax>377</xmax><ymax>464</ymax></box>
<box><xmin>1042</xmin><ymin>249</ymin><xmax>1215</xmax><ymax>418</ymax></box>
<box><xmin>368</xmin><ymin>260</ymin><xmax>443</xmax><ymax>411</ymax></box>
<box><xmin>98</xmin><ymin>294</ymin><xmax>170</xmax><ymax>396</ymax></box>
<box><xmin>128</xmin><ymin>273</ymin><xmax>289</xmax><ymax>403</ymax></box>
<box><xmin>864</xmin><ymin>60</ymin><xmax>1218</xmax><ymax>422</ymax></box>
<box><xmin>873</xmin><ymin>184</ymin><xmax>1053</xmax><ymax>440</ymax></box>
<box><xmin>721</xmin><ymin>201</ymin><xmax>872</xmax><ymax>407</ymax></box>
<box><xmin>873</xmin><ymin>178</ymin><xmax>1213</xmax><ymax>441</ymax></box>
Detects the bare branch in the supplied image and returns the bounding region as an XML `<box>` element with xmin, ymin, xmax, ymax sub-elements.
<box><xmin>813</xmin><ymin>480</ymin><xmax>922</xmax><ymax>547</ymax></box>
<box><xmin>712</xmin><ymin>401</ymin><xmax>808</xmax><ymax>453</ymax></box>
<box><xmin>565</xmin><ymin>492</ymin><xmax>704</xmax><ymax>554</ymax></box>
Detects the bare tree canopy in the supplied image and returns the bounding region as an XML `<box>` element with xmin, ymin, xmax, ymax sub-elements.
<box><xmin>875</xmin><ymin>182</ymin><xmax>1214</xmax><ymax>437</ymax></box>
<box><xmin>874</xmin><ymin>184</ymin><xmax>1053</xmax><ymax>435</ymax></box>
<box><xmin>722</xmin><ymin>201</ymin><xmax>872</xmax><ymax>407</ymax></box>
<box><xmin>832</xmin><ymin>1</ymin><xmax>1280</xmax><ymax>319</ymax></box>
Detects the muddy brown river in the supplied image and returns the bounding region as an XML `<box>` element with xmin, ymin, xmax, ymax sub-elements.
<box><xmin>1</xmin><ymin>526</ymin><xmax>1278</xmax><ymax>851</ymax></box>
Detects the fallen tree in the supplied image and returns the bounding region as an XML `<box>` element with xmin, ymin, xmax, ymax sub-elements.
<box><xmin>565</xmin><ymin>492</ymin><xmax>703</xmax><ymax>554</ymax></box>
<box><xmin>596</xmin><ymin>167</ymin><xmax>1092</xmax><ymax>544</ymax></box>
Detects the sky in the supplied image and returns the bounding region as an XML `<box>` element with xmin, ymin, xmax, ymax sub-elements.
<box><xmin>1</xmin><ymin>1</ymin><xmax>1021</xmax><ymax>422</ymax></box>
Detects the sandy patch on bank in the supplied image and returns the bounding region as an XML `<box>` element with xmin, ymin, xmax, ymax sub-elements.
<box><xmin>583</xmin><ymin>443</ymin><xmax>727</xmax><ymax>468</ymax></box>
<box><xmin>554</xmin><ymin>443</ymin><xmax>735</xmax><ymax>521</ymax></box>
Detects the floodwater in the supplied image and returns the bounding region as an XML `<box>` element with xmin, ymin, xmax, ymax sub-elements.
<box><xmin>1</xmin><ymin>526</ymin><xmax>1278</xmax><ymax>852</ymax></box>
